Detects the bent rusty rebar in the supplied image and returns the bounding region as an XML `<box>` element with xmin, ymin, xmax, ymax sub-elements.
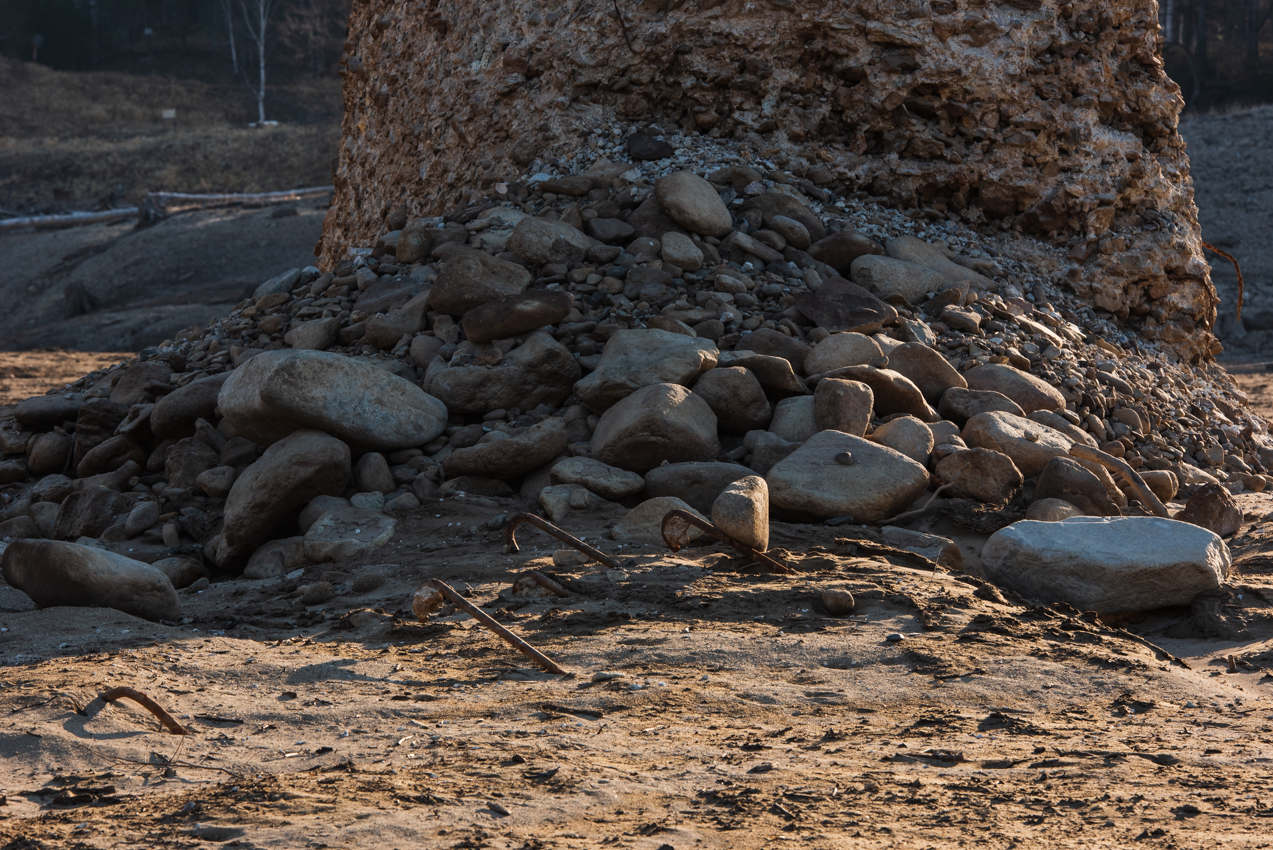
<box><xmin>659</xmin><ymin>509</ymin><xmax>793</xmax><ymax>575</ymax></box>
<box><xmin>504</xmin><ymin>512</ymin><xmax>623</xmax><ymax>570</ymax></box>
<box><xmin>427</xmin><ymin>580</ymin><xmax>568</xmax><ymax>675</ymax></box>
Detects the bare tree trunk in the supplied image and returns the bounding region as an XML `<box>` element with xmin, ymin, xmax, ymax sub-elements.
<box><xmin>239</xmin><ymin>0</ymin><xmax>273</xmax><ymax>124</ymax></box>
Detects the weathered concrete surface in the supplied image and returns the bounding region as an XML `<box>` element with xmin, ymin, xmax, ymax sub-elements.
<box><xmin>321</xmin><ymin>0</ymin><xmax>1216</xmax><ymax>359</ymax></box>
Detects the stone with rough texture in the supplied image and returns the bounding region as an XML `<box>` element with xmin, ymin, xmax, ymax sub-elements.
<box><xmin>611</xmin><ymin>497</ymin><xmax>706</xmax><ymax>547</ymax></box>
<box><xmin>151</xmin><ymin>556</ymin><xmax>209</xmax><ymax>590</ymax></box>
<box><xmin>869</xmin><ymin>416</ymin><xmax>934</xmax><ymax>465</ymax></box>
<box><xmin>27</xmin><ymin>433</ymin><xmax>71</xmax><ymax>476</ymax></box>
<box><xmin>53</xmin><ymin>487</ymin><xmax>126</xmax><ymax>540</ymax></box>
<box><xmin>819</xmin><ymin>367</ymin><xmax>938</xmax><ymax>422</ymax></box>
<box><xmin>125</xmin><ymin>501</ymin><xmax>161</xmax><ymax>537</ymax></box>
<box><xmin>850</xmin><ymin>255</ymin><xmax>946</xmax><ymax>304</ymax></box>
<box><xmin>718</xmin><ymin>352</ymin><xmax>807</xmax><ymax>397</ymax></box>
<box><xmin>196</xmin><ymin>466</ymin><xmax>239</xmax><ymax>499</ymax></box>
<box><xmin>644</xmin><ymin>461</ymin><xmax>752</xmax><ymax>515</ymax></box>
<box><xmin>886</xmin><ymin>343</ymin><xmax>967</xmax><ymax>405</ymax></box>
<box><xmin>443</xmin><ymin>419</ymin><xmax>568</xmax><ymax>479</ymax></box>
<box><xmin>550</xmin><ymin>457</ymin><xmax>644</xmax><ymax>501</ymax></box>
<box><xmin>745</xmin><ymin>431</ymin><xmax>801</xmax><ymax>476</ymax></box>
<box><xmin>15</xmin><ymin>395</ymin><xmax>81</xmax><ymax>429</ymax></box>
<box><xmin>507</xmin><ymin>216</ymin><xmax>595</xmax><ymax>266</ymax></box>
<box><xmin>165</xmin><ymin>437</ymin><xmax>219</xmax><ymax>491</ymax></box>
<box><xmin>963</xmin><ymin>364</ymin><xmax>1066</xmax><ymax>415</ymax></box>
<box><xmin>590</xmin><ymin>384</ymin><xmax>719</xmax><ymax>473</ymax></box>
<box><xmin>934</xmin><ymin>448</ymin><xmax>1022</xmax><ymax>503</ymax></box>
<box><xmin>939</xmin><ymin>387</ymin><xmax>1025</xmax><ymax>427</ymax></box>
<box><xmin>429</xmin><ymin>247</ymin><xmax>532</xmax><ymax>315</ymax></box>
<box><xmin>1027</xmin><ymin>498</ymin><xmax>1086</xmax><ymax>522</ymax></box>
<box><xmin>803</xmin><ymin>332</ymin><xmax>882</xmax><ymax>376</ymax></box>
<box><xmin>692</xmin><ymin>367</ymin><xmax>771</xmax><ymax>434</ymax></box>
<box><xmin>767</xmin><ymin>396</ymin><xmax>819</xmax><ymax>444</ymax></box>
<box><xmin>735</xmin><ymin>329</ymin><xmax>812</xmax><ymax>375</ymax></box>
<box><xmin>712</xmin><ymin>475</ymin><xmax>769</xmax><ymax>552</ymax></box>
<box><xmin>220</xmin><ymin>349</ymin><xmax>447</xmax><ymax>451</ymax></box>
<box><xmin>962</xmin><ymin>411</ymin><xmax>1074</xmax><ymax>478</ymax></box>
<box><xmin>303</xmin><ymin>506</ymin><xmax>396</xmax><ymax>563</ymax></box>
<box><xmin>1140</xmin><ymin>470</ymin><xmax>1179</xmax><ymax>503</ymax></box>
<box><xmin>885</xmin><ymin>235</ymin><xmax>996</xmax><ymax>291</ymax></box>
<box><xmin>575</xmin><ymin>329</ymin><xmax>718</xmax><ymax>412</ymax></box>
<box><xmin>1174</xmin><ymin>483</ymin><xmax>1243</xmax><ymax>538</ymax></box>
<box><xmin>243</xmin><ymin>537</ymin><xmax>307</xmax><ymax>579</ymax></box>
<box><xmin>2</xmin><ymin>540</ymin><xmax>180</xmax><ymax>621</ymax></box>
<box><xmin>814</xmin><ymin>379</ymin><xmax>873</xmax><ymax>437</ymax></box>
<box><xmin>767</xmin><ymin>431</ymin><xmax>930</xmax><ymax>523</ymax></box>
<box><xmin>793</xmin><ymin>277</ymin><xmax>898</xmax><ymax>335</ymax></box>
<box><xmin>215</xmin><ymin>430</ymin><xmax>351</xmax><ymax>568</ymax></box>
<box><xmin>354</xmin><ymin>452</ymin><xmax>396</xmax><ymax>494</ymax></box>
<box><xmin>1029</xmin><ymin>410</ymin><xmax>1099</xmax><ymax>447</ymax></box>
<box><xmin>77</xmin><ymin>435</ymin><xmax>146</xmax><ymax>479</ymax></box>
<box><xmin>461</xmin><ymin>291</ymin><xmax>573</xmax><ymax>343</ymax></box>
<box><xmin>807</xmin><ymin>230</ymin><xmax>884</xmax><ymax>275</ymax></box>
<box><xmin>1034</xmin><ymin>457</ymin><xmax>1121</xmax><ymax>517</ymax></box>
<box><xmin>150</xmin><ymin>374</ymin><xmax>230</xmax><ymax>439</ymax></box>
<box><xmin>654</xmin><ymin>172</ymin><xmax>732</xmax><ymax>237</ymax></box>
<box><xmin>661</xmin><ymin>232</ymin><xmax>704</xmax><ymax>271</ymax></box>
<box><xmin>980</xmin><ymin>517</ymin><xmax>1229</xmax><ymax>614</ymax></box>
<box><xmin>426</xmin><ymin>331</ymin><xmax>580</xmax><ymax>415</ymax></box>
<box><xmin>285</xmin><ymin>317</ymin><xmax>340</xmax><ymax>351</ymax></box>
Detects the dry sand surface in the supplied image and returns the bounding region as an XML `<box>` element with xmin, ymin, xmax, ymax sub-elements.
<box><xmin>4</xmin><ymin>497</ymin><xmax>1273</xmax><ymax>847</ymax></box>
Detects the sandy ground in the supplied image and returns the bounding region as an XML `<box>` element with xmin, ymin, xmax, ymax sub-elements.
<box><xmin>4</xmin><ymin>495</ymin><xmax>1273</xmax><ymax>847</ymax></box>
<box><xmin>2</xmin><ymin>104</ymin><xmax>1273</xmax><ymax>850</ymax></box>
<box><xmin>0</xmin><ymin>351</ymin><xmax>133</xmax><ymax>407</ymax></box>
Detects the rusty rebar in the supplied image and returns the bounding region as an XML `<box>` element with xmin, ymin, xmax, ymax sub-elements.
<box><xmin>99</xmin><ymin>687</ymin><xmax>188</xmax><ymax>735</ymax></box>
<box><xmin>659</xmin><ymin>509</ymin><xmax>793</xmax><ymax>575</ymax></box>
<box><xmin>525</xmin><ymin>570</ymin><xmax>570</xmax><ymax>598</ymax></box>
<box><xmin>426</xmin><ymin>580</ymin><xmax>568</xmax><ymax>675</ymax></box>
<box><xmin>504</xmin><ymin>512</ymin><xmax>622</xmax><ymax>570</ymax></box>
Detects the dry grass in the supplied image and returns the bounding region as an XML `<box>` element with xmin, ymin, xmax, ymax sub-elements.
<box><xmin>0</xmin><ymin>57</ymin><xmax>341</xmax><ymax>209</ymax></box>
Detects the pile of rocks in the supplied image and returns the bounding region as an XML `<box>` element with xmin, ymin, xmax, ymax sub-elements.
<box><xmin>0</xmin><ymin>135</ymin><xmax>1263</xmax><ymax>619</ymax></box>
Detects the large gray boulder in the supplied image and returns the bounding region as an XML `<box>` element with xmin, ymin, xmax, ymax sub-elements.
<box><xmin>506</xmin><ymin>216</ymin><xmax>595</xmax><ymax>266</ymax></box>
<box><xmin>980</xmin><ymin>517</ymin><xmax>1230</xmax><ymax>613</ymax></box>
<box><xmin>215</xmin><ymin>430</ymin><xmax>351</xmax><ymax>568</ymax></box>
<box><xmin>962</xmin><ymin>410</ymin><xmax>1073</xmax><ymax>478</ymax></box>
<box><xmin>442</xmin><ymin>419</ymin><xmax>568</xmax><ymax>479</ymax></box>
<box><xmin>963</xmin><ymin>363</ymin><xmax>1065</xmax><ymax>415</ymax></box>
<box><xmin>575</xmin><ymin>329</ymin><xmax>718</xmax><ymax>412</ymax></box>
<box><xmin>2</xmin><ymin>540</ymin><xmax>180</xmax><ymax>621</ymax></box>
<box><xmin>425</xmin><ymin>331</ymin><xmax>581</xmax><ymax>415</ymax></box>
<box><xmin>767</xmin><ymin>430</ymin><xmax>930</xmax><ymax>522</ymax></box>
<box><xmin>429</xmin><ymin>246</ymin><xmax>532</xmax><ymax>315</ymax></box>
<box><xmin>654</xmin><ymin>172</ymin><xmax>732</xmax><ymax>237</ymax></box>
<box><xmin>590</xmin><ymin>383</ymin><xmax>720</xmax><ymax>473</ymax></box>
<box><xmin>644</xmin><ymin>461</ymin><xmax>752</xmax><ymax>514</ymax></box>
<box><xmin>219</xmin><ymin>349</ymin><xmax>447</xmax><ymax>451</ymax></box>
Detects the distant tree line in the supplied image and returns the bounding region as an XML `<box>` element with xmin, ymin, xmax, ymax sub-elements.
<box><xmin>1161</xmin><ymin>0</ymin><xmax>1273</xmax><ymax>108</ymax></box>
<box><xmin>0</xmin><ymin>0</ymin><xmax>347</xmax><ymax>87</ymax></box>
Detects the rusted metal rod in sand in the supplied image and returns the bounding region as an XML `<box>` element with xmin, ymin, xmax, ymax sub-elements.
<box><xmin>525</xmin><ymin>570</ymin><xmax>570</xmax><ymax>598</ymax></box>
<box><xmin>1068</xmin><ymin>445</ymin><xmax>1169</xmax><ymax>517</ymax></box>
<box><xmin>99</xmin><ymin>687</ymin><xmax>188</xmax><ymax>735</ymax></box>
<box><xmin>426</xmin><ymin>580</ymin><xmax>568</xmax><ymax>675</ymax></box>
<box><xmin>660</xmin><ymin>509</ymin><xmax>794</xmax><ymax>575</ymax></box>
<box><xmin>504</xmin><ymin>512</ymin><xmax>622</xmax><ymax>570</ymax></box>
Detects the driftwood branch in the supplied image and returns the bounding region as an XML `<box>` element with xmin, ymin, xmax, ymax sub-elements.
<box><xmin>99</xmin><ymin>687</ymin><xmax>188</xmax><ymax>735</ymax></box>
<box><xmin>1068</xmin><ymin>445</ymin><xmax>1169</xmax><ymax>517</ymax></box>
<box><xmin>146</xmin><ymin>186</ymin><xmax>333</xmax><ymax>216</ymax></box>
<box><xmin>0</xmin><ymin>209</ymin><xmax>135</xmax><ymax>234</ymax></box>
